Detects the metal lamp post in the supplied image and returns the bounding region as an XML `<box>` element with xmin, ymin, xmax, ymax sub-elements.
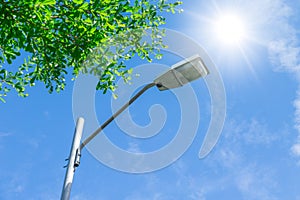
<box><xmin>61</xmin><ymin>55</ymin><xmax>209</xmax><ymax>200</ymax></box>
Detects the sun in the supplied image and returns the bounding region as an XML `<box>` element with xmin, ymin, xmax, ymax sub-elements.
<box><xmin>214</xmin><ymin>13</ymin><xmax>247</xmax><ymax>45</ymax></box>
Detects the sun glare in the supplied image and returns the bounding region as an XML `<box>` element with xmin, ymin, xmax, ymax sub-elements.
<box><xmin>214</xmin><ymin>13</ymin><xmax>246</xmax><ymax>45</ymax></box>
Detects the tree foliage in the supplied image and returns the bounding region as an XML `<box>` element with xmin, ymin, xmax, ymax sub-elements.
<box><xmin>0</xmin><ymin>0</ymin><xmax>182</xmax><ymax>102</ymax></box>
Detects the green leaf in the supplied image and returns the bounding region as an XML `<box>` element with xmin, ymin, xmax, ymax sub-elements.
<box><xmin>90</xmin><ymin>27</ymin><xmax>97</xmax><ymax>33</ymax></box>
<box><xmin>41</xmin><ymin>0</ymin><xmax>56</xmax><ymax>6</ymax></box>
<box><xmin>155</xmin><ymin>53</ymin><xmax>163</xmax><ymax>59</ymax></box>
<box><xmin>84</xmin><ymin>18</ymin><xmax>93</xmax><ymax>25</ymax></box>
<box><xmin>106</xmin><ymin>22</ymin><xmax>115</xmax><ymax>30</ymax></box>
<box><xmin>112</xmin><ymin>93</ymin><xmax>118</xmax><ymax>99</ymax></box>
<box><xmin>0</xmin><ymin>96</ymin><xmax>6</xmax><ymax>103</ymax></box>
<box><xmin>0</xmin><ymin>0</ymin><xmax>182</xmax><ymax>100</ymax></box>
<box><xmin>73</xmin><ymin>0</ymin><xmax>84</xmax><ymax>4</ymax></box>
<box><xmin>79</xmin><ymin>2</ymin><xmax>89</xmax><ymax>10</ymax></box>
<box><xmin>128</xmin><ymin>68</ymin><xmax>133</xmax><ymax>74</ymax></box>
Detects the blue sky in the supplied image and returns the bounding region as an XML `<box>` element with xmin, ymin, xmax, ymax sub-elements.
<box><xmin>1</xmin><ymin>0</ymin><xmax>300</xmax><ymax>199</ymax></box>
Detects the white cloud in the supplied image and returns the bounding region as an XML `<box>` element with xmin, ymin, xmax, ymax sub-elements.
<box><xmin>248</xmin><ymin>1</ymin><xmax>300</xmax><ymax>157</ymax></box>
<box><xmin>244</xmin><ymin>120</ymin><xmax>278</xmax><ymax>145</ymax></box>
<box><xmin>269</xmin><ymin>39</ymin><xmax>300</xmax><ymax>72</ymax></box>
<box><xmin>292</xmin><ymin>90</ymin><xmax>300</xmax><ymax>158</ymax></box>
<box><xmin>127</xmin><ymin>142</ymin><xmax>142</xmax><ymax>153</ymax></box>
<box><xmin>0</xmin><ymin>171</ymin><xmax>26</xmax><ymax>199</ymax></box>
<box><xmin>119</xmin><ymin>117</ymin><xmax>283</xmax><ymax>200</ymax></box>
<box><xmin>291</xmin><ymin>143</ymin><xmax>300</xmax><ymax>156</ymax></box>
<box><xmin>291</xmin><ymin>88</ymin><xmax>300</xmax><ymax>158</ymax></box>
<box><xmin>208</xmin><ymin>1</ymin><xmax>300</xmax><ymax>160</ymax></box>
<box><xmin>243</xmin><ymin>0</ymin><xmax>300</xmax><ymax>162</ymax></box>
<box><xmin>0</xmin><ymin>131</ymin><xmax>13</xmax><ymax>152</ymax></box>
<box><xmin>125</xmin><ymin>192</ymin><xmax>165</xmax><ymax>200</ymax></box>
<box><xmin>255</xmin><ymin>0</ymin><xmax>300</xmax><ymax>160</ymax></box>
<box><xmin>223</xmin><ymin>119</ymin><xmax>278</xmax><ymax>147</ymax></box>
<box><xmin>72</xmin><ymin>194</ymin><xmax>90</xmax><ymax>200</ymax></box>
<box><xmin>0</xmin><ymin>131</ymin><xmax>12</xmax><ymax>137</ymax></box>
<box><xmin>234</xmin><ymin>0</ymin><xmax>299</xmax><ymax>72</ymax></box>
<box><xmin>236</xmin><ymin>165</ymin><xmax>278</xmax><ymax>200</ymax></box>
<box><xmin>192</xmin><ymin>118</ymin><xmax>282</xmax><ymax>200</ymax></box>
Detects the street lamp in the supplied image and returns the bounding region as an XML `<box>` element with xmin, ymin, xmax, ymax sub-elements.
<box><xmin>61</xmin><ymin>54</ymin><xmax>209</xmax><ymax>200</ymax></box>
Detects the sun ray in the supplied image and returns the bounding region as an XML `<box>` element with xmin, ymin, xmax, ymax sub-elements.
<box><xmin>238</xmin><ymin>45</ymin><xmax>258</xmax><ymax>79</ymax></box>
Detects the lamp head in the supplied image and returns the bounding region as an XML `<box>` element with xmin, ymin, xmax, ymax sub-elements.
<box><xmin>154</xmin><ymin>55</ymin><xmax>209</xmax><ymax>91</ymax></box>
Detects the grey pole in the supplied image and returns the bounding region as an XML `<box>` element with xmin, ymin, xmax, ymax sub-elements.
<box><xmin>61</xmin><ymin>117</ymin><xmax>84</xmax><ymax>200</ymax></box>
<box><xmin>60</xmin><ymin>83</ymin><xmax>155</xmax><ymax>200</ymax></box>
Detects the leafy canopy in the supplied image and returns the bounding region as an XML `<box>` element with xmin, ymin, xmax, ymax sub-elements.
<box><xmin>0</xmin><ymin>0</ymin><xmax>182</xmax><ymax>102</ymax></box>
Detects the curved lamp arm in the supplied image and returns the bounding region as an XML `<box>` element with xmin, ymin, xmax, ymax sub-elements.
<box><xmin>80</xmin><ymin>82</ymin><xmax>157</xmax><ymax>150</ymax></box>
